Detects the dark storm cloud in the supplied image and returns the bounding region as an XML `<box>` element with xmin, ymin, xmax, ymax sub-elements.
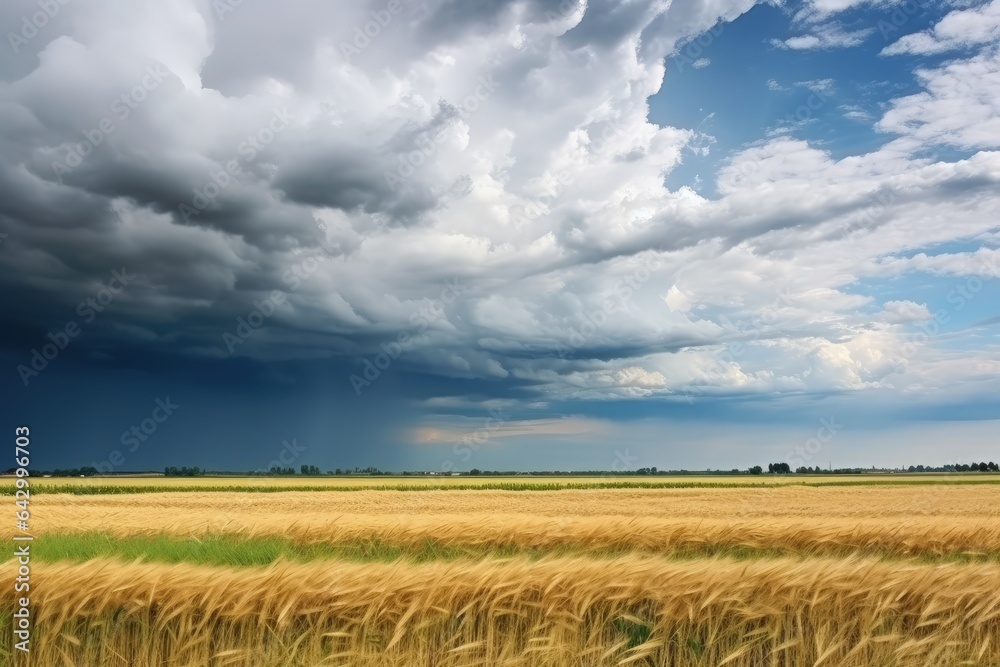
<box><xmin>271</xmin><ymin>139</ymin><xmax>438</xmax><ymax>224</ymax></box>
<box><xmin>1</xmin><ymin>0</ymin><xmax>998</xmax><ymax>474</ymax></box>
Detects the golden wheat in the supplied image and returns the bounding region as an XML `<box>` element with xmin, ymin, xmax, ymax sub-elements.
<box><xmin>29</xmin><ymin>483</ymin><xmax>1000</xmax><ymax>520</ymax></box>
<box><xmin>20</xmin><ymin>485</ymin><xmax>1000</xmax><ymax>560</ymax></box>
<box><xmin>7</xmin><ymin>484</ymin><xmax>999</xmax><ymax>666</ymax></box>
<box><xmin>3</xmin><ymin>554</ymin><xmax>999</xmax><ymax>666</ymax></box>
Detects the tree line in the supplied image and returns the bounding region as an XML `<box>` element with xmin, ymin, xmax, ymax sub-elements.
<box><xmin>762</xmin><ymin>462</ymin><xmax>1000</xmax><ymax>475</ymax></box>
<box><xmin>10</xmin><ymin>461</ymin><xmax>998</xmax><ymax>477</ymax></box>
<box><xmin>907</xmin><ymin>462</ymin><xmax>999</xmax><ymax>472</ymax></box>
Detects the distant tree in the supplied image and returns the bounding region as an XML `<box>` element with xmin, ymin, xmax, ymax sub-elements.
<box><xmin>469</xmin><ymin>468</ymin><xmax>481</xmax><ymax>475</ymax></box>
<box><xmin>165</xmin><ymin>466</ymin><xmax>202</xmax><ymax>477</ymax></box>
<box><xmin>749</xmin><ymin>465</ymin><xmax>763</xmax><ymax>475</ymax></box>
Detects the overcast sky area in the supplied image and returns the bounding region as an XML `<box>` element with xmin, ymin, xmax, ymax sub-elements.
<box><xmin>2</xmin><ymin>0</ymin><xmax>998</xmax><ymax>473</ymax></box>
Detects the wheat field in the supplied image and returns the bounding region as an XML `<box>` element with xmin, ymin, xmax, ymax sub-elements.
<box><xmin>3</xmin><ymin>480</ymin><xmax>1000</xmax><ymax>666</ymax></box>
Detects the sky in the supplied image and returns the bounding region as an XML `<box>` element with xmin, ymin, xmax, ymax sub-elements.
<box><xmin>1</xmin><ymin>0</ymin><xmax>998</xmax><ymax>473</ymax></box>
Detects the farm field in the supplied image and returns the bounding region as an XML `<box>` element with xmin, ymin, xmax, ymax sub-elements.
<box><xmin>7</xmin><ymin>473</ymin><xmax>1000</xmax><ymax>497</ymax></box>
<box><xmin>3</xmin><ymin>480</ymin><xmax>1000</xmax><ymax>665</ymax></box>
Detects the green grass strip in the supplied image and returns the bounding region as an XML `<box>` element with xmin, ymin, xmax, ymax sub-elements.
<box><xmin>9</xmin><ymin>532</ymin><xmax>1000</xmax><ymax>568</ymax></box>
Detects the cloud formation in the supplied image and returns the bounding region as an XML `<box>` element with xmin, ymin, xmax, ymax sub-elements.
<box><xmin>881</xmin><ymin>0</ymin><xmax>1000</xmax><ymax>55</ymax></box>
<box><xmin>770</xmin><ymin>21</ymin><xmax>874</xmax><ymax>50</ymax></box>
<box><xmin>1</xmin><ymin>0</ymin><xmax>998</xmax><ymax>440</ymax></box>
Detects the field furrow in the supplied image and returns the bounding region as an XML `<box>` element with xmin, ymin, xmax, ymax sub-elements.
<box><xmin>27</xmin><ymin>483</ymin><xmax>1000</xmax><ymax>519</ymax></box>
<box><xmin>17</xmin><ymin>514</ymin><xmax>1000</xmax><ymax>561</ymax></box>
